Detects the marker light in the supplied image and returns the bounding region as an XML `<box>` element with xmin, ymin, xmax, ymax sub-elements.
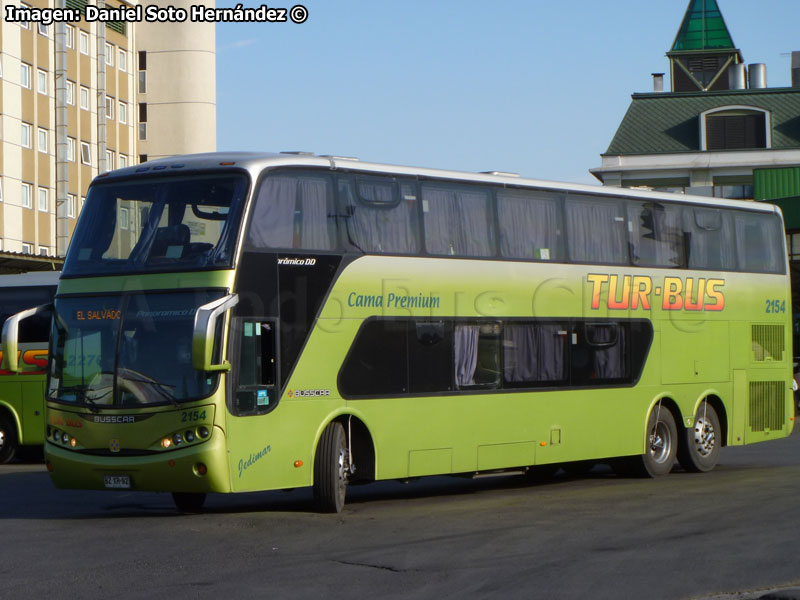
<box><xmin>197</xmin><ymin>426</ymin><xmax>210</xmax><ymax>439</ymax></box>
<box><xmin>161</xmin><ymin>437</ymin><xmax>172</xmax><ymax>449</ymax></box>
<box><xmin>62</xmin><ymin>432</ymin><xmax>69</xmax><ymax>444</ymax></box>
<box><xmin>173</xmin><ymin>434</ymin><xmax>183</xmax><ymax>445</ymax></box>
<box><xmin>53</xmin><ymin>429</ymin><xmax>61</xmax><ymax>441</ymax></box>
<box><xmin>46</xmin><ymin>462</ymin><xmax>54</xmax><ymax>472</ymax></box>
<box><xmin>69</xmin><ymin>437</ymin><xmax>77</xmax><ymax>448</ymax></box>
<box><xmin>193</xmin><ymin>463</ymin><xmax>207</xmax><ymax>476</ymax></box>
<box><xmin>294</xmin><ymin>460</ymin><xmax>303</xmax><ymax>468</ymax></box>
<box><xmin>185</xmin><ymin>431</ymin><xmax>195</xmax><ymax>442</ymax></box>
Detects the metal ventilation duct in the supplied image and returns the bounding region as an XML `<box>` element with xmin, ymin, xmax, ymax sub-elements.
<box><xmin>728</xmin><ymin>63</ymin><xmax>746</xmax><ymax>90</ymax></box>
<box><xmin>748</xmin><ymin>63</ymin><xmax>767</xmax><ymax>89</ymax></box>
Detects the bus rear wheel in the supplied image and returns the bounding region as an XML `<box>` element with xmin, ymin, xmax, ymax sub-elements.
<box><xmin>172</xmin><ymin>492</ymin><xmax>206</xmax><ymax>513</ymax></box>
<box><xmin>677</xmin><ymin>401</ymin><xmax>721</xmax><ymax>473</ymax></box>
<box><xmin>0</xmin><ymin>414</ymin><xmax>18</xmax><ymax>464</ymax></box>
<box><xmin>630</xmin><ymin>405</ymin><xmax>677</xmax><ymax>478</ymax></box>
<box><xmin>313</xmin><ymin>422</ymin><xmax>348</xmax><ymax>513</ymax></box>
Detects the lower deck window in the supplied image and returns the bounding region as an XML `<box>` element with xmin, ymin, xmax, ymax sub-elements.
<box><xmin>339</xmin><ymin>317</ymin><xmax>652</xmax><ymax>398</ymax></box>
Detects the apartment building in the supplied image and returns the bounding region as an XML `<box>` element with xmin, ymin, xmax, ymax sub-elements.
<box><xmin>0</xmin><ymin>0</ymin><xmax>215</xmax><ymax>266</ymax></box>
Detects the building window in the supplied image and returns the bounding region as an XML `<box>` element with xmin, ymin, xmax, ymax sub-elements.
<box><xmin>119</xmin><ymin>154</ymin><xmax>128</xmax><ymax>169</ymax></box>
<box><xmin>138</xmin><ymin>123</ymin><xmax>147</xmax><ymax>141</ymax></box>
<box><xmin>37</xmin><ymin>69</ymin><xmax>47</xmax><ymax>94</ymax></box>
<box><xmin>119</xmin><ymin>207</ymin><xmax>129</xmax><ymax>230</ymax></box>
<box><xmin>138</xmin><ymin>50</ymin><xmax>146</xmax><ymax>70</ymax></box>
<box><xmin>21</xmin><ymin>243</ymin><xmax>33</xmax><ymax>255</ymax></box>
<box><xmin>80</xmin><ymin>86</ymin><xmax>89</xmax><ymax>110</ymax></box>
<box><xmin>105</xmin><ymin>149</ymin><xmax>114</xmax><ymax>171</ymax></box>
<box><xmin>66</xmin><ymin>25</ymin><xmax>74</xmax><ymax>49</ymax></box>
<box><xmin>66</xmin><ymin>80</ymin><xmax>75</xmax><ymax>105</ymax></box>
<box><xmin>21</xmin><ymin>183</ymin><xmax>32</xmax><ymax>209</ymax></box>
<box><xmin>38</xmin><ymin>187</ymin><xmax>48</xmax><ymax>212</ymax></box>
<box><xmin>80</xmin><ymin>196</ymin><xmax>86</xmax><ymax>212</ymax></box>
<box><xmin>37</xmin><ymin>128</ymin><xmax>48</xmax><ymax>153</ymax></box>
<box><xmin>139</xmin><ymin>154</ymin><xmax>147</xmax><ymax>164</ymax></box>
<box><xmin>119</xmin><ymin>101</ymin><xmax>128</xmax><ymax>124</ymax></box>
<box><xmin>80</xmin><ymin>142</ymin><xmax>91</xmax><ymax>165</ymax></box>
<box><xmin>67</xmin><ymin>137</ymin><xmax>76</xmax><ymax>162</ymax></box>
<box><xmin>21</xmin><ymin>63</ymin><xmax>31</xmax><ymax>89</ymax></box>
<box><xmin>38</xmin><ymin>22</ymin><xmax>49</xmax><ymax>37</ymax></box>
<box><xmin>21</xmin><ymin>123</ymin><xmax>32</xmax><ymax>148</ymax></box>
<box><xmin>79</xmin><ymin>31</ymin><xmax>89</xmax><ymax>55</ymax></box>
<box><xmin>106</xmin><ymin>96</ymin><xmax>114</xmax><ymax>119</ymax></box>
<box><xmin>67</xmin><ymin>194</ymin><xmax>76</xmax><ymax>218</ymax></box>
<box><xmin>118</xmin><ymin>49</ymin><xmax>127</xmax><ymax>72</ymax></box>
<box><xmin>138</xmin><ymin>70</ymin><xmax>146</xmax><ymax>94</ymax></box>
<box><xmin>702</xmin><ymin>107</ymin><xmax>770</xmax><ymax>151</ymax></box>
<box><xmin>39</xmin><ymin>247</ymin><xmax>49</xmax><ymax>256</ymax></box>
<box><xmin>139</xmin><ymin>102</ymin><xmax>147</xmax><ymax>122</ymax></box>
<box><xmin>18</xmin><ymin>4</ymin><xmax>29</xmax><ymax>29</ymax></box>
<box><xmin>105</xmin><ymin>42</ymin><xmax>114</xmax><ymax>66</ymax></box>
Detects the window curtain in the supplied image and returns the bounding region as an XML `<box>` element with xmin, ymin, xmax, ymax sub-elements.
<box><xmin>423</xmin><ymin>186</ymin><xmax>494</xmax><ymax>256</ymax></box>
<box><xmin>683</xmin><ymin>208</ymin><xmax>737</xmax><ymax>270</ymax></box>
<box><xmin>454</xmin><ymin>325</ymin><xmax>480</xmax><ymax>386</ymax></box>
<box><xmin>503</xmin><ymin>323</ymin><xmax>566</xmax><ymax>383</ymax></box>
<box><xmin>497</xmin><ymin>191</ymin><xmax>563</xmax><ymax>260</ymax></box>
<box><xmin>565</xmin><ymin>196</ymin><xmax>627</xmax><ymax>264</ymax></box>
<box><xmin>246</xmin><ymin>175</ymin><xmax>333</xmax><ymax>250</ymax></box>
<box><xmin>344</xmin><ymin>182</ymin><xmax>419</xmax><ymax>253</ymax></box>
<box><xmin>588</xmin><ymin>324</ymin><xmax>627</xmax><ymax>380</ymax></box>
<box><xmin>734</xmin><ymin>212</ymin><xmax>783</xmax><ymax>273</ymax></box>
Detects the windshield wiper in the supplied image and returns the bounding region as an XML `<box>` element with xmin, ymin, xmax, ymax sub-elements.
<box><xmin>49</xmin><ymin>385</ymin><xmax>103</xmax><ymax>412</ymax></box>
<box><xmin>117</xmin><ymin>371</ymin><xmax>180</xmax><ymax>407</ymax></box>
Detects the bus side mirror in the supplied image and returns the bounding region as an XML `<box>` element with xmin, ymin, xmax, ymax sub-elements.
<box><xmin>192</xmin><ymin>293</ymin><xmax>239</xmax><ymax>372</ymax></box>
<box><xmin>1</xmin><ymin>304</ymin><xmax>51</xmax><ymax>373</ymax></box>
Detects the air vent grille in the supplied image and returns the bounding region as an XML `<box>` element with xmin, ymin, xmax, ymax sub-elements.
<box><xmin>749</xmin><ymin>381</ymin><xmax>785</xmax><ymax>432</ymax></box>
<box><xmin>752</xmin><ymin>324</ymin><xmax>784</xmax><ymax>362</ymax></box>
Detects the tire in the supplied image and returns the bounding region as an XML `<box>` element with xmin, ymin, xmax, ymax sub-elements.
<box><xmin>677</xmin><ymin>401</ymin><xmax>721</xmax><ymax>473</ymax></box>
<box><xmin>0</xmin><ymin>413</ymin><xmax>18</xmax><ymax>464</ymax></box>
<box><xmin>172</xmin><ymin>492</ymin><xmax>206</xmax><ymax>513</ymax></box>
<box><xmin>313</xmin><ymin>422</ymin><xmax>349</xmax><ymax>513</ymax></box>
<box><xmin>631</xmin><ymin>404</ymin><xmax>678</xmax><ymax>478</ymax></box>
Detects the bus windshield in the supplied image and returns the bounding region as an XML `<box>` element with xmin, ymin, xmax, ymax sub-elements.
<box><xmin>62</xmin><ymin>173</ymin><xmax>249</xmax><ymax>276</ymax></box>
<box><xmin>48</xmin><ymin>291</ymin><xmax>224</xmax><ymax>408</ymax></box>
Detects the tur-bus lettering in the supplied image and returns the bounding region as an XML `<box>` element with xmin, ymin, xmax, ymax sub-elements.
<box><xmin>588</xmin><ymin>274</ymin><xmax>725</xmax><ymax>312</ymax></box>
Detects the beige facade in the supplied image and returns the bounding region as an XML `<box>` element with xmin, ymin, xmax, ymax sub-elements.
<box><xmin>0</xmin><ymin>0</ymin><xmax>216</xmax><ymax>258</ymax></box>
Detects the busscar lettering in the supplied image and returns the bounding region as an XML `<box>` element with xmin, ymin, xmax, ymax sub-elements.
<box><xmin>588</xmin><ymin>274</ymin><xmax>726</xmax><ymax>312</ymax></box>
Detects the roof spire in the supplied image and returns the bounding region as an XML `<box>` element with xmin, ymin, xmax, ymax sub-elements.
<box><xmin>671</xmin><ymin>0</ymin><xmax>735</xmax><ymax>52</ymax></box>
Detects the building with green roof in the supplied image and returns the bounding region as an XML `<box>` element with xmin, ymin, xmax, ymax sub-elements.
<box><xmin>591</xmin><ymin>0</ymin><xmax>800</xmax><ymax>226</ymax></box>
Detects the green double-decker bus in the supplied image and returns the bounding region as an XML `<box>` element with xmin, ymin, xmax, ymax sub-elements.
<box><xmin>0</xmin><ymin>271</ymin><xmax>58</xmax><ymax>463</ymax></box>
<box><xmin>4</xmin><ymin>152</ymin><xmax>792</xmax><ymax>512</ymax></box>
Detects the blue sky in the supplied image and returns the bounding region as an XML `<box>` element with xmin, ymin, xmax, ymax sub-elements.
<box><xmin>215</xmin><ymin>0</ymin><xmax>798</xmax><ymax>185</ymax></box>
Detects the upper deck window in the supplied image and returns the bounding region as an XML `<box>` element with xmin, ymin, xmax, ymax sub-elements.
<box><xmin>422</xmin><ymin>183</ymin><xmax>495</xmax><ymax>257</ymax></box>
<box><xmin>63</xmin><ymin>173</ymin><xmax>248</xmax><ymax>276</ymax></box>
<box><xmin>246</xmin><ymin>173</ymin><xmax>336</xmax><ymax>251</ymax></box>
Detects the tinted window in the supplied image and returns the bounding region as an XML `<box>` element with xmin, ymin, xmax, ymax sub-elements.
<box><xmin>683</xmin><ymin>207</ymin><xmax>737</xmax><ymax>270</ymax></box>
<box><xmin>338</xmin><ymin>176</ymin><xmax>420</xmax><ymax>254</ymax></box>
<box><xmin>733</xmin><ymin>211</ymin><xmax>784</xmax><ymax>274</ymax></box>
<box><xmin>247</xmin><ymin>173</ymin><xmax>336</xmax><ymax>251</ymax></box>
<box><xmin>503</xmin><ymin>322</ymin><xmax>568</xmax><ymax>386</ymax></box>
<box><xmin>497</xmin><ymin>189</ymin><xmax>565</xmax><ymax>261</ymax></box>
<box><xmin>628</xmin><ymin>201</ymin><xmax>685</xmax><ymax>268</ymax></box>
<box><xmin>64</xmin><ymin>174</ymin><xmax>247</xmax><ymax>276</ymax></box>
<box><xmin>422</xmin><ymin>184</ymin><xmax>495</xmax><ymax>257</ymax></box>
<box><xmin>0</xmin><ymin>286</ymin><xmax>55</xmax><ymax>344</ymax></box>
<box><xmin>565</xmin><ymin>195</ymin><xmax>628</xmax><ymax>264</ymax></box>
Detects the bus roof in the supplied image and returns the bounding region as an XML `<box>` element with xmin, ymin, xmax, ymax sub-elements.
<box><xmin>0</xmin><ymin>271</ymin><xmax>60</xmax><ymax>287</ymax></box>
<box><xmin>98</xmin><ymin>151</ymin><xmax>780</xmax><ymax>215</ymax></box>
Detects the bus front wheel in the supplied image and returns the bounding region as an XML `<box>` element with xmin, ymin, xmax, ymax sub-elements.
<box><xmin>677</xmin><ymin>401</ymin><xmax>721</xmax><ymax>473</ymax></box>
<box><xmin>172</xmin><ymin>492</ymin><xmax>206</xmax><ymax>513</ymax></box>
<box><xmin>0</xmin><ymin>414</ymin><xmax>18</xmax><ymax>464</ymax></box>
<box><xmin>313</xmin><ymin>422</ymin><xmax>348</xmax><ymax>513</ymax></box>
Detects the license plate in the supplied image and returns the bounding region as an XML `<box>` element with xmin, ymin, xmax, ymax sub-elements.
<box><xmin>103</xmin><ymin>475</ymin><xmax>131</xmax><ymax>489</ymax></box>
